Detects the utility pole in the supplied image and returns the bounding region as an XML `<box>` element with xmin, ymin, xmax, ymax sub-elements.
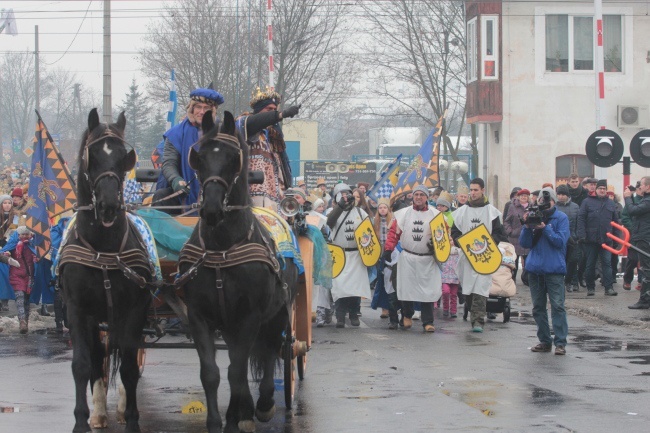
<box><xmin>35</xmin><ymin>25</ymin><xmax>40</xmax><ymax>113</ymax></box>
<box><xmin>103</xmin><ymin>0</ymin><xmax>112</xmax><ymax>123</ymax></box>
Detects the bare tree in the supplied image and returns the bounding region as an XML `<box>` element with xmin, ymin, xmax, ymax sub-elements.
<box><xmin>360</xmin><ymin>1</ymin><xmax>470</xmax><ymax>162</ymax></box>
<box><xmin>0</xmin><ymin>52</ymin><xmax>36</xmax><ymax>153</ymax></box>
<box><xmin>139</xmin><ymin>0</ymin><xmax>358</xmax><ymax>121</ymax></box>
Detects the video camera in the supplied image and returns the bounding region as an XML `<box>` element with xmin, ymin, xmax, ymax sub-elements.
<box><xmin>628</xmin><ymin>180</ymin><xmax>641</xmax><ymax>192</ymax></box>
<box><xmin>523</xmin><ymin>190</ymin><xmax>552</xmax><ymax>226</ymax></box>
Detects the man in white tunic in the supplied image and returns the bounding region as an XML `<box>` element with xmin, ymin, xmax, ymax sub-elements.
<box><xmin>383</xmin><ymin>185</ymin><xmax>442</xmax><ymax>332</ymax></box>
<box><xmin>327</xmin><ymin>183</ymin><xmax>370</xmax><ymax>328</ymax></box>
<box><xmin>451</xmin><ymin>178</ymin><xmax>507</xmax><ymax>333</ymax></box>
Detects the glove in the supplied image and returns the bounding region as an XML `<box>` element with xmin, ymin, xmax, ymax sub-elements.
<box><xmin>171</xmin><ymin>177</ymin><xmax>188</xmax><ymax>193</ymax></box>
<box><xmin>281</xmin><ymin>105</ymin><xmax>301</xmax><ymax>119</ymax></box>
<box><xmin>8</xmin><ymin>258</ymin><xmax>20</xmax><ymax>268</ymax></box>
<box><xmin>382</xmin><ymin>250</ymin><xmax>393</xmax><ymax>264</ymax></box>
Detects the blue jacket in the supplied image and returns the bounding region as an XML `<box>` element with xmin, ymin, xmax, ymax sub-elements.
<box><xmin>519</xmin><ymin>207</ymin><xmax>570</xmax><ymax>275</ymax></box>
<box><xmin>577</xmin><ymin>195</ymin><xmax>620</xmax><ymax>245</ymax></box>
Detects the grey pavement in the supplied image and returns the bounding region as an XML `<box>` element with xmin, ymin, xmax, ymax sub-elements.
<box><xmin>511</xmin><ymin>275</ymin><xmax>650</xmax><ymax>330</ymax></box>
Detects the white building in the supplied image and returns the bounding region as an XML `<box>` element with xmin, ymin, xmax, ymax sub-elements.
<box><xmin>466</xmin><ymin>0</ymin><xmax>650</xmax><ymax>209</ymax></box>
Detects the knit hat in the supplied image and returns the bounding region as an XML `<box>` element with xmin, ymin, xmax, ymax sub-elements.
<box><xmin>539</xmin><ymin>187</ymin><xmax>557</xmax><ymax>204</ymax></box>
<box><xmin>0</xmin><ymin>194</ymin><xmax>11</xmax><ymax>204</ymax></box>
<box><xmin>597</xmin><ymin>179</ymin><xmax>608</xmax><ymax>189</ymax></box>
<box><xmin>412</xmin><ymin>185</ymin><xmax>429</xmax><ymax>197</ymax></box>
<box><xmin>11</xmin><ymin>187</ymin><xmax>23</xmax><ymax>198</ymax></box>
<box><xmin>312</xmin><ymin>198</ymin><xmax>325</xmax><ymax>209</ymax></box>
<box><xmin>510</xmin><ymin>187</ymin><xmax>522</xmax><ymax>199</ymax></box>
<box><xmin>556</xmin><ymin>184</ymin><xmax>570</xmax><ymax>196</ymax></box>
<box><xmin>436</xmin><ymin>191</ymin><xmax>454</xmax><ymax>209</ymax></box>
<box><xmin>516</xmin><ymin>189</ymin><xmax>530</xmax><ymax>196</ymax></box>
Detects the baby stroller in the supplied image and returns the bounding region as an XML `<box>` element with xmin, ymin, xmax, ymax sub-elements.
<box><xmin>463</xmin><ymin>242</ymin><xmax>517</xmax><ymax>323</ymax></box>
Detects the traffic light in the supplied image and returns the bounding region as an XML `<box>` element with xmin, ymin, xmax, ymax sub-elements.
<box><xmin>585</xmin><ymin>129</ymin><xmax>624</xmax><ymax>168</ymax></box>
<box><xmin>629</xmin><ymin>130</ymin><xmax>650</xmax><ymax>168</ymax></box>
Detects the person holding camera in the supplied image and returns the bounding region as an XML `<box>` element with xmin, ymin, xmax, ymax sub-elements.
<box><xmin>326</xmin><ymin>183</ymin><xmax>370</xmax><ymax>328</ymax></box>
<box><xmin>520</xmin><ymin>187</ymin><xmax>570</xmax><ymax>355</ymax></box>
<box><xmin>623</xmin><ymin>177</ymin><xmax>650</xmax><ymax>309</ymax></box>
<box><xmin>577</xmin><ymin>179</ymin><xmax>620</xmax><ymax>296</ymax></box>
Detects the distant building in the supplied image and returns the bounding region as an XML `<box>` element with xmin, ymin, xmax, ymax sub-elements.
<box><xmin>465</xmin><ymin>0</ymin><xmax>650</xmax><ymax>208</ymax></box>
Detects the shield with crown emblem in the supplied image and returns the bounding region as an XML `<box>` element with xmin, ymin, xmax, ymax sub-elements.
<box><xmin>457</xmin><ymin>224</ymin><xmax>502</xmax><ymax>274</ymax></box>
<box><xmin>354</xmin><ymin>217</ymin><xmax>381</xmax><ymax>267</ymax></box>
<box><xmin>429</xmin><ymin>212</ymin><xmax>451</xmax><ymax>263</ymax></box>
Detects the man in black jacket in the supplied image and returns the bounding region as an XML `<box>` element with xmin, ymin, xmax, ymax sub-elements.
<box><xmin>556</xmin><ymin>184</ymin><xmax>580</xmax><ymax>292</ymax></box>
<box><xmin>577</xmin><ymin>179</ymin><xmax>620</xmax><ymax>296</ymax></box>
<box><xmin>623</xmin><ymin>177</ymin><xmax>650</xmax><ymax>309</ymax></box>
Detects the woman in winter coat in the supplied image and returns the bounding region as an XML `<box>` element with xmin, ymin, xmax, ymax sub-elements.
<box><xmin>504</xmin><ymin>189</ymin><xmax>531</xmax><ymax>284</ymax></box>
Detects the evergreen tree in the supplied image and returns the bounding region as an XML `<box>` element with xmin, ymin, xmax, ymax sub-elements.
<box><xmin>118</xmin><ymin>79</ymin><xmax>150</xmax><ymax>154</ymax></box>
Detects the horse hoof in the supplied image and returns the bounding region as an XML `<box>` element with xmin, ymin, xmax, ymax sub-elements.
<box><xmin>237</xmin><ymin>420</ymin><xmax>256</xmax><ymax>432</ymax></box>
<box><xmin>90</xmin><ymin>414</ymin><xmax>108</xmax><ymax>429</ymax></box>
<box><xmin>117</xmin><ymin>411</ymin><xmax>126</xmax><ymax>424</ymax></box>
<box><xmin>255</xmin><ymin>405</ymin><xmax>276</xmax><ymax>422</ymax></box>
<box><xmin>72</xmin><ymin>422</ymin><xmax>91</xmax><ymax>433</ymax></box>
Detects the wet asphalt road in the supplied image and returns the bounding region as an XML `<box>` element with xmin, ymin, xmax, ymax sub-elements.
<box><xmin>1</xmin><ymin>301</ymin><xmax>649</xmax><ymax>433</ymax></box>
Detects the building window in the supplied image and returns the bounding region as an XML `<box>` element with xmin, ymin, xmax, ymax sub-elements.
<box><xmin>467</xmin><ymin>18</ymin><xmax>477</xmax><ymax>83</ymax></box>
<box><xmin>545</xmin><ymin>14</ymin><xmax>622</xmax><ymax>73</ymax></box>
<box><xmin>481</xmin><ymin>16</ymin><xmax>498</xmax><ymax>80</ymax></box>
<box><xmin>555</xmin><ymin>154</ymin><xmax>594</xmax><ymax>183</ymax></box>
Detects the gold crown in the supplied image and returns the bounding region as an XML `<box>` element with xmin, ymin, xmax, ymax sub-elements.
<box><xmin>250</xmin><ymin>86</ymin><xmax>281</xmax><ymax>107</ymax></box>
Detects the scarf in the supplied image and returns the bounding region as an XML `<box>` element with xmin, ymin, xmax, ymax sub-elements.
<box><xmin>469</xmin><ymin>195</ymin><xmax>488</xmax><ymax>207</ymax></box>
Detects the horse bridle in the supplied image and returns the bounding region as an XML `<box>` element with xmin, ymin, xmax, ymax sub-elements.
<box><xmin>193</xmin><ymin>133</ymin><xmax>247</xmax><ymax>212</ymax></box>
<box><xmin>75</xmin><ymin>130</ymin><xmax>135</xmax><ymax>217</ymax></box>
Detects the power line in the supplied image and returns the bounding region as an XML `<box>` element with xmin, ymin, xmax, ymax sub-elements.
<box><xmin>42</xmin><ymin>1</ymin><xmax>93</xmax><ymax>66</ymax></box>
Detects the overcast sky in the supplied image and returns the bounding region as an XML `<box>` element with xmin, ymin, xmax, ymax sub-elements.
<box><xmin>1</xmin><ymin>0</ymin><xmax>167</xmax><ymax>105</ymax></box>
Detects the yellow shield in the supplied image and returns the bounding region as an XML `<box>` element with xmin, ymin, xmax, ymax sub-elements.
<box><xmin>327</xmin><ymin>244</ymin><xmax>346</xmax><ymax>278</ymax></box>
<box><xmin>429</xmin><ymin>213</ymin><xmax>451</xmax><ymax>263</ymax></box>
<box><xmin>457</xmin><ymin>224</ymin><xmax>502</xmax><ymax>275</ymax></box>
<box><xmin>354</xmin><ymin>217</ymin><xmax>381</xmax><ymax>267</ymax></box>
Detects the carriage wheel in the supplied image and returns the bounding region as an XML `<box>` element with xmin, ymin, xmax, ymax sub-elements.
<box><xmin>283</xmin><ymin>302</ymin><xmax>297</xmax><ymax>409</ymax></box>
<box><xmin>503</xmin><ymin>305</ymin><xmax>511</xmax><ymax>323</ymax></box>
<box><xmin>297</xmin><ymin>354</ymin><xmax>306</xmax><ymax>380</ymax></box>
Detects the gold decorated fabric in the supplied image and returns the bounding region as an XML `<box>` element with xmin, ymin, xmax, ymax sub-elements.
<box><xmin>354</xmin><ymin>217</ymin><xmax>381</xmax><ymax>267</ymax></box>
<box><xmin>430</xmin><ymin>212</ymin><xmax>451</xmax><ymax>263</ymax></box>
<box><xmin>456</xmin><ymin>224</ymin><xmax>502</xmax><ymax>275</ymax></box>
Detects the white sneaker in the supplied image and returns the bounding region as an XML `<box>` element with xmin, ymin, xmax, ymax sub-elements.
<box><xmin>412</xmin><ymin>311</ymin><xmax>420</xmax><ymax>320</ymax></box>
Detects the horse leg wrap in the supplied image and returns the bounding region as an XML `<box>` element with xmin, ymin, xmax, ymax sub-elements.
<box><xmin>255</xmin><ymin>405</ymin><xmax>276</xmax><ymax>422</ymax></box>
<box><xmin>117</xmin><ymin>381</ymin><xmax>127</xmax><ymax>424</ymax></box>
<box><xmin>90</xmin><ymin>379</ymin><xmax>109</xmax><ymax>429</ymax></box>
<box><xmin>238</xmin><ymin>420</ymin><xmax>256</xmax><ymax>433</ymax></box>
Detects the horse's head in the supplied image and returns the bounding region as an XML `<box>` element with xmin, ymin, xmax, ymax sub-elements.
<box><xmin>79</xmin><ymin>108</ymin><xmax>136</xmax><ymax>227</ymax></box>
<box><xmin>189</xmin><ymin>111</ymin><xmax>248</xmax><ymax>226</ymax></box>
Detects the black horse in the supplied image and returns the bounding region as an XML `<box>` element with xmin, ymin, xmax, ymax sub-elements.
<box><xmin>59</xmin><ymin>109</ymin><xmax>151</xmax><ymax>433</ymax></box>
<box><xmin>180</xmin><ymin>111</ymin><xmax>298</xmax><ymax>433</ymax></box>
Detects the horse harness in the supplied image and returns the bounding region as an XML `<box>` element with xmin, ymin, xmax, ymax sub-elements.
<box><xmin>58</xmin><ymin>220</ymin><xmax>153</xmax><ymax>328</ymax></box>
<box><xmin>176</xmin><ymin>218</ymin><xmax>281</xmax><ymax>323</ymax></box>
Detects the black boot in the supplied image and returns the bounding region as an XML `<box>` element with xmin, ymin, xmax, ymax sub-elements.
<box><xmin>628</xmin><ymin>283</ymin><xmax>650</xmax><ymax>309</ymax></box>
<box><xmin>40</xmin><ymin>304</ymin><xmax>51</xmax><ymax>316</ymax></box>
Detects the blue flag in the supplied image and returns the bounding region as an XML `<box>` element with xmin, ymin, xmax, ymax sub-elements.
<box><xmin>391</xmin><ymin>113</ymin><xmax>444</xmax><ymax>200</ymax></box>
<box><xmin>367</xmin><ymin>154</ymin><xmax>402</xmax><ymax>202</ymax></box>
<box><xmin>25</xmin><ymin>112</ymin><xmax>77</xmax><ymax>259</ymax></box>
<box><xmin>166</xmin><ymin>69</ymin><xmax>178</xmax><ymax>130</ymax></box>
